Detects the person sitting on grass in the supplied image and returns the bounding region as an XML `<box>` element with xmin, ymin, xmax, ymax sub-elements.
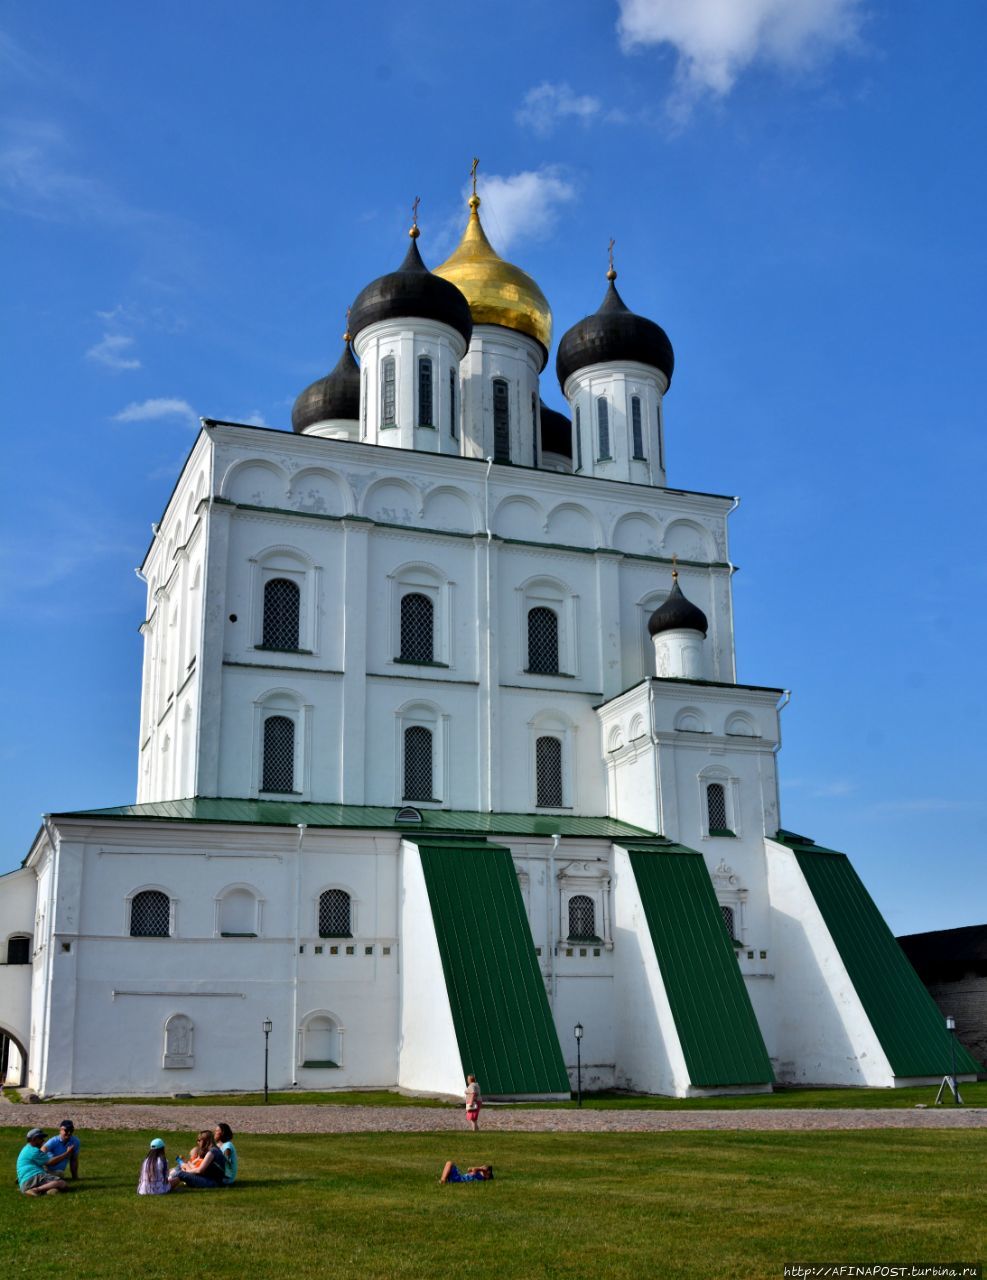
<box><xmin>137</xmin><ymin>1139</ymin><xmax>171</xmax><ymax>1195</ymax></box>
<box><xmin>440</xmin><ymin>1161</ymin><xmax>493</xmax><ymax>1184</ymax></box>
<box><xmin>214</xmin><ymin>1123</ymin><xmax>237</xmax><ymax>1186</ymax></box>
<box><xmin>42</xmin><ymin>1119</ymin><xmax>80</xmax><ymax>1181</ymax></box>
<box><xmin>170</xmin><ymin>1130</ymin><xmax>226</xmax><ymax>1190</ymax></box>
<box><xmin>17</xmin><ymin>1128</ymin><xmax>70</xmax><ymax>1197</ymax></box>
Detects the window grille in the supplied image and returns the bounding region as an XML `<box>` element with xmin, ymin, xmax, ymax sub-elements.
<box><xmin>493</xmin><ymin>378</ymin><xmax>510</xmax><ymax>462</ymax></box>
<box><xmin>6</xmin><ymin>935</ymin><xmax>30</xmax><ymax>964</ymax></box>
<box><xmin>262</xmin><ymin>715</ymin><xmax>295</xmax><ymax>793</ymax></box>
<box><xmin>720</xmin><ymin>904</ymin><xmax>736</xmax><ymax>940</ymax></box>
<box><xmin>400</xmin><ymin>593</ymin><xmax>434</xmax><ymax>663</ymax></box>
<box><xmin>575</xmin><ymin>405</ymin><xmax>582</xmax><ymax>471</ymax></box>
<box><xmin>527</xmin><ymin>607</ymin><xmax>560</xmax><ymax>675</ymax></box>
<box><xmin>707</xmin><ymin>782</ymin><xmax>729</xmax><ymax>832</ymax></box>
<box><xmin>532</xmin><ymin>392</ymin><xmax>538</xmax><ymax>467</ymax></box>
<box><xmin>418</xmin><ymin>357</ymin><xmax>433</xmax><ymax>426</ymax></box>
<box><xmin>597</xmin><ymin>397</ymin><xmax>610</xmax><ymax>459</ymax></box>
<box><xmin>262</xmin><ymin>578</ymin><xmax>300</xmax><ymax>650</ymax></box>
<box><xmin>381</xmin><ymin>356</ymin><xmax>396</xmax><ymax>427</ymax></box>
<box><xmin>631</xmin><ymin>396</ymin><xmax>645</xmax><ymax>459</ymax></box>
<box><xmin>568</xmin><ymin>894</ymin><xmax>596</xmax><ymax>940</ymax></box>
<box><xmin>535</xmin><ymin>735</ymin><xmax>563</xmax><ymax>807</ymax></box>
<box><xmin>404</xmin><ymin>725</ymin><xmax>433</xmax><ymax>800</ymax></box>
<box><xmin>319</xmin><ymin>889</ymin><xmax>352</xmax><ymax>938</ymax></box>
<box><xmin>130</xmin><ymin>890</ymin><xmax>170</xmax><ymax>938</ymax></box>
<box><xmin>449</xmin><ymin>369</ymin><xmax>457</xmax><ymax>438</ymax></box>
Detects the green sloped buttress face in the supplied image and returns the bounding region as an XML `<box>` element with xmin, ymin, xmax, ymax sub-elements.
<box><xmin>627</xmin><ymin>845</ymin><xmax>774</xmax><ymax>1088</ymax></box>
<box><xmin>788</xmin><ymin>840</ymin><xmax>982</xmax><ymax>1078</ymax></box>
<box><xmin>415</xmin><ymin>841</ymin><xmax>570</xmax><ymax>1096</ymax></box>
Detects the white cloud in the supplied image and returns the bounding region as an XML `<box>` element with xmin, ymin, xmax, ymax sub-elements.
<box><xmin>113</xmin><ymin>398</ymin><xmax>198</xmax><ymax>428</ymax></box>
<box><xmin>617</xmin><ymin>0</ymin><xmax>863</xmax><ymax>109</ymax></box>
<box><xmin>471</xmin><ymin>167</ymin><xmax>577</xmax><ymax>252</ymax></box>
<box><xmin>86</xmin><ymin>333</ymin><xmax>141</xmax><ymax>371</ymax></box>
<box><xmin>243</xmin><ymin>411</ymin><xmax>273</xmax><ymax>429</ymax></box>
<box><xmin>516</xmin><ymin>83</ymin><xmax>602</xmax><ymax>137</ymax></box>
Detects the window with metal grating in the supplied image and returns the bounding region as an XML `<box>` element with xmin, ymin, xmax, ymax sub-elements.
<box><xmin>400</xmin><ymin>593</ymin><xmax>434</xmax><ymax>663</ymax></box>
<box><xmin>568</xmin><ymin>894</ymin><xmax>596</xmax><ymax>940</ymax></box>
<box><xmin>418</xmin><ymin>356</ymin><xmax>433</xmax><ymax>426</ymax></box>
<box><xmin>130</xmin><ymin>890</ymin><xmax>171</xmax><ymax>937</ymax></box>
<box><xmin>319</xmin><ymin>889</ymin><xmax>352</xmax><ymax>938</ymax></box>
<box><xmin>262</xmin><ymin>578</ymin><xmax>300</xmax><ymax>650</ymax></box>
<box><xmin>527</xmin><ymin>606</ymin><xmax>560</xmax><ymax>675</ymax></box>
<box><xmin>707</xmin><ymin>782</ymin><xmax>729</xmax><ymax>832</ymax></box>
<box><xmin>381</xmin><ymin>356</ymin><xmax>396</xmax><ymax>427</ymax></box>
<box><xmin>631</xmin><ymin>395</ymin><xmax>645</xmax><ymax>459</ymax></box>
<box><xmin>493</xmin><ymin>377</ymin><xmax>510</xmax><ymax>461</ymax></box>
<box><xmin>597</xmin><ymin>397</ymin><xmax>610</xmax><ymax>459</ymax></box>
<box><xmin>720</xmin><ymin>904</ymin><xmax>736</xmax><ymax>940</ymax></box>
<box><xmin>535</xmin><ymin>735</ymin><xmax>563</xmax><ymax>807</ymax></box>
<box><xmin>262</xmin><ymin>715</ymin><xmax>295</xmax><ymax>793</ymax></box>
<box><xmin>404</xmin><ymin>725</ymin><xmax>433</xmax><ymax>800</ymax></box>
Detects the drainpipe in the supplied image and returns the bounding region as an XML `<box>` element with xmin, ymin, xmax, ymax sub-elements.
<box><xmin>547</xmin><ymin>834</ymin><xmax>560</xmax><ymax>1005</ymax></box>
<box><xmin>647</xmin><ymin>679</ymin><xmax>663</xmax><ymax>836</ymax></box>
<box><xmin>483</xmin><ymin>457</ymin><xmax>494</xmax><ymax>812</ymax></box>
<box><xmin>770</xmin><ymin>692</ymin><xmax>792</xmax><ymax>836</ymax></box>
<box><xmin>291</xmin><ymin>824</ymin><xmax>306</xmax><ymax>1086</ymax></box>
<box><xmin>38</xmin><ymin>815</ymin><xmax>60</xmax><ymax>1096</ymax></box>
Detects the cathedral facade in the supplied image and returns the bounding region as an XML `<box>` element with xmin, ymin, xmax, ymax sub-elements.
<box><xmin>0</xmin><ymin>186</ymin><xmax>974</xmax><ymax>1098</ymax></box>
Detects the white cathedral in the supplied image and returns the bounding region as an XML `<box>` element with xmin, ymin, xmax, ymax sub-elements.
<box><xmin>1</xmin><ymin>181</ymin><xmax>975</xmax><ymax>1099</ymax></box>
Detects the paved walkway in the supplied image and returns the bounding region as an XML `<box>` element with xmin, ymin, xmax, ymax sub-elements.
<box><xmin>3</xmin><ymin>1102</ymin><xmax>985</xmax><ymax>1134</ymax></box>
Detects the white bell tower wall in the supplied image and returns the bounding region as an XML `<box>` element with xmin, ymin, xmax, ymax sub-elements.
<box><xmin>563</xmin><ymin>360</ymin><xmax>667</xmax><ymax>486</ymax></box>
<box><xmin>459</xmin><ymin>326</ymin><xmax>544</xmax><ymax>466</ymax></box>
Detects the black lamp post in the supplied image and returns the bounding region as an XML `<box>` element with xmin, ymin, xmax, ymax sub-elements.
<box><xmin>574</xmin><ymin>1022</ymin><xmax>584</xmax><ymax>1108</ymax></box>
<box><xmin>946</xmin><ymin>1015</ymin><xmax>962</xmax><ymax>1105</ymax></box>
<box><xmin>262</xmin><ymin>1018</ymin><xmax>273</xmax><ymax>1104</ymax></box>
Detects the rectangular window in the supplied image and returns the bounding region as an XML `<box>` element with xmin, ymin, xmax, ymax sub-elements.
<box><xmin>597</xmin><ymin>397</ymin><xmax>610</xmax><ymax>460</ymax></box>
<box><xmin>493</xmin><ymin>378</ymin><xmax>510</xmax><ymax>462</ymax></box>
<box><xmin>381</xmin><ymin>357</ymin><xmax>396</xmax><ymax>428</ymax></box>
<box><xmin>417</xmin><ymin>357</ymin><xmax>433</xmax><ymax>426</ymax></box>
<box><xmin>631</xmin><ymin>396</ymin><xmax>645</xmax><ymax>459</ymax></box>
<box><xmin>449</xmin><ymin>369</ymin><xmax>457</xmax><ymax>438</ymax></box>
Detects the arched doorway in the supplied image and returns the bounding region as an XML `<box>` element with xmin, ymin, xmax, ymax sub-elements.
<box><xmin>0</xmin><ymin>1026</ymin><xmax>28</xmax><ymax>1088</ymax></box>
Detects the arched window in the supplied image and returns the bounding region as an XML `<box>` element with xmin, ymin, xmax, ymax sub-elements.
<box><xmin>597</xmin><ymin>397</ymin><xmax>610</xmax><ymax>460</ymax></box>
<box><xmin>404</xmin><ymin>725</ymin><xmax>433</xmax><ymax>800</ymax></box>
<box><xmin>418</xmin><ymin>356</ymin><xmax>433</xmax><ymax>426</ymax></box>
<box><xmin>720</xmin><ymin>905</ymin><xmax>736</xmax><ymax>941</ymax></box>
<box><xmin>301</xmin><ymin>1014</ymin><xmax>340</xmax><ymax>1068</ymax></box>
<box><xmin>527</xmin><ymin>607</ymin><xmax>560</xmax><ymax>675</ymax></box>
<box><xmin>5</xmin><ymin>935</ymin><xmax>31</xmax><ymax>964</ymax></box>
<box><xmin>493</xmin><ymin>377</ymin><xmax>510</xmax><ymax>462</ymax></box>
<box><xmin>657</xmin><ymin>403</ymin><xmax>664</xmax><ymax>470</ymax></box>
<box><xmin>262</xmin><ymin>715</ymin><xmax>295</xmax><ymax>793</ymax></box>
<box><xmin>130</xmin><ymin>890</ymin><xmax>171</xmax><ymax>938</ymax></box>
<box><xmin>400</xmin><ymin>593</ymin><xmax>434</xmax><ymax>664</ymax></box>
<box><xmin>574</xmin><ymin>405</ymin><xmax>583</xmax><ymax>471</ymax></box>
<box><xmin>531</xmin><ymin>393</ymin><xmax>538</xmax><ymax>467</ymax></box>
<box><xmin>262</xmin><ymin>578</ymin><xmax>300</xmax><ymax>650</ymax></box>
<box><xmin>361</xmin><ymin>369</ymin><xmax>368</xmax><ymax>437</ymax></box>
<box><xmin>568</xmin><ymin>895</ymin><xmax>596</xmax><ymax>941</ymax></box>
<box><xmin>449</xmin><ymin>369</ymin><xmax>457</xmax><ymax>438</ymax></box>
<box><xmin>319</xmin><ymin>889</ymin><xmax>352</xmax><ymax>938</ymax></box>
<box><xmin>631</xmin><ymin>395</ymin><xmax>645</xmax><ymax>459</ymax></box>
<box><xmin>706</xmin><ymin>782</ymin><xmax>731</xmax><ymax>835</ymax></box>
<box><xmin>535</xmin><ymin>736</ymin><xmax>563</xmax><ymax>807</ymax></box>
<box><xmin>381</xmin><ymin>356</ymin><xmax>396</xmax><ymax>428</ymax></box>
<box><xmin>219</xmin><ymin>888</ymin><xmax>258</xmax><ymax>937</ymax></box>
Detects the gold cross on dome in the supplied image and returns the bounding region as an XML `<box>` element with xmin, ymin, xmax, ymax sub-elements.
<box><xmin>608</xmin><ymin>237</ymin><xmax>615</xmax><ymax>271</ymax></box>
<box><xmin>671</xmin><ymin>552</ymin><xmax>678</xmax><ymax>580</ymax></box>
<box><xmin>411</xmin><ymin>195</ymin><xmax>421</xmax><ymax>226</ymax></box>
<box><xmin>470</xmin><ymin>156</ymin><xmax>479</xmax><ymax>195</ymax></box>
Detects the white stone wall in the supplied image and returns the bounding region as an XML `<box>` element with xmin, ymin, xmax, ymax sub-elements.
<box><xmin>563</xmin><ymin>359</ymin><xmax>668</xmax><ymax>487</ymax></box>
<box><xmin>0</xmin><ymin>865</ymin><xmax>37</xmax><ymax>1070</ymax></box>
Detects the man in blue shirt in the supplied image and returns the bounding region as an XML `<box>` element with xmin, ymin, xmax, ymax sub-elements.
<box><xmin>43</xmin><ymin>1119</ymin><xmax>80</xmax><ymax>1179</ymax></box>
<box><xmin>17</xmin><ymin>1129</ymin><xmax>69</xmax><ymax>1196</ymax></box>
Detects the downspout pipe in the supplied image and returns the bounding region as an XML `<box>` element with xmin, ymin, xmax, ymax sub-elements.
<box><xmin>483</xmin><ymin>457</ymin><xmax>493</xmax><ymax>812</ymax></box>
<box><xmin>292</xmin><ymin>823</ymin><xmax>306</xmax><ymax>1087</ymax></box>
<box><xmin>769</xmin><ymin>692</ymin><xmax>792</xmax><ymax>837</ymax></box>
<box><xmin>547</xmin><ymin>833</ymin><xmax>560</xmax><ymax>1005</ymax></box>
<box><xmin>38</xmin><ymin>815</ymin><xmax>60</xmax><ymax>1096</ymax></box>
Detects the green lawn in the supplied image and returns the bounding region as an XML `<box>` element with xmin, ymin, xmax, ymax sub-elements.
<box><xmin>1</xmin><ymin>1129</ymin><xmax>984</xmax><ymax>1279</ymax></box>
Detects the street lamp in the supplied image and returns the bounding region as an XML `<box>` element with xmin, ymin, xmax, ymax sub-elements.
<box><xmin>573</xmin><ymin>1022</ymin><xmax>584</xmax><ymax>1108</ymax></box>
<box><xmin>262</xmin><ymin>1018</ymin><xmax>273</xmax><ymax>1104</ymax></box>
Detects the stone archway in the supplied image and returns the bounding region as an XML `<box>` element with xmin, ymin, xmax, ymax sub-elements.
<box><xmin>0</xmin><ymin>1026</ymin><xmax>28</xmax><ymax>1088</ymax></box>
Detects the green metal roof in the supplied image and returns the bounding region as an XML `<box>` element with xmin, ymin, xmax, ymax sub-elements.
<box><xmin>50</xmin><ymin>797</ymin><xmax>650</xmax><ymax>839</ymax></box>
<box><xmin>775</xmin><ymin>831</ymin><xmax>982</xmax><ymax>1078</ymax></box>
<box><xmin>416</xmin><ymin>841</ymin><xmax>570</xmax><ymax>1097</ymax></box>
<box><xmin>625</xmin><ymin>841</ymin><xmax>774</xmax><ymax>1088</ymax></box>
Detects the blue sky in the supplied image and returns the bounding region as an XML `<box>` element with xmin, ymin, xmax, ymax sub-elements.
<box><xmin>2</xmin><ymin>1</ymin><xmax>985</xmax><ymax>934</ymax></box>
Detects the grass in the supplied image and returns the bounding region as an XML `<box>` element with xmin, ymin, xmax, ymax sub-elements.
<box><xmin>23</xmin><ymin>1082</ymin><xmax>987</xmax><ymax>1109</ymax></box>
<box><xmin>1</xmin><ymin>1128</ymin><xmax>984</xmax><ymax>1279</ymax></box>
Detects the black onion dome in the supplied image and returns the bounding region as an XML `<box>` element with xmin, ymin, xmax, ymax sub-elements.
<box><xmin>539</xmin><ymin>400</ymin><xmax>572</xmax><ymax>461</ymax></box>
<box><xmin>556</xmin><ymin>277</ymin><xmax>674</xmax><ymax>392</ymax></box>
<box><xmin>348</xmin><ymin>236</ymin><xmax>472</xmax><ymax>347</ymax></box>
<box><xmin>647</xmin><ymin>577</ymin><xmax>708</xmax><ymax>637</ymax></box>
<box><xmin>292</xmin><ymin>342</ymin><xmax>360</xmax><ymax>433</ymax></box>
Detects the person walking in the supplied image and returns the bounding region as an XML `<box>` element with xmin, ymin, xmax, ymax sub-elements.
<box><xmin>464</xmin><ymin>1074</ymin><xmax>482</xmax><ymax>1131</ymax></box>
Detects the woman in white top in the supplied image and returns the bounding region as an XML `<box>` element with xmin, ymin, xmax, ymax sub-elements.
<box><xmin>464</xmin><ymin>1075</ymin><xmax>482</xmax><ymax>1131</ymax></box>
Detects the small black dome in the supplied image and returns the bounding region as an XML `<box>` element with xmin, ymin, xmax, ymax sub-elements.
<box><xmin>292</xmin><ymin>342</ymin><xmax>360</xmax><ymax>433</ymax></box>
<box><xmin>647</xmin><ymin>577</ymin><xmax>708</xmax><ymax>637</ymax></box>
<box><xmin>349</xmin><ymin>235</ymin><xmax>473</xmax><ymax>347</ymax></box>
<box><xmin>539</xmin><ymin>400</ymin><xmax>572</xmax><ymax>461</ymax></box>
<box><xmin>556</xmin><ymin>276</ymin><xmax>674</xmax><ymax>392</ymax></box>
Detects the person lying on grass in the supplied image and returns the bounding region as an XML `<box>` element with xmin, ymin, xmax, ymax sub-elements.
<box><xmin>169</xmin><ymin>1130</ymin><xmax>227</xmax><ymax>1189</ymax></box>
<box><xmin>17</xmin><ymin>1128</ymin><xmax>70</xmax><ymax>1196</ymax></box>
<box><xmin>440</xmin><ymin>1161</ymin><xmax>493</xmax><ymax>1183</ymax></box>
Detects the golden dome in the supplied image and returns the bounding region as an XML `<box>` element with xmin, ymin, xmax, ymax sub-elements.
<box><xmin>434</xmin><ymin>194</ymin><xmax>552</xmax><ymax>363</ymax></box>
